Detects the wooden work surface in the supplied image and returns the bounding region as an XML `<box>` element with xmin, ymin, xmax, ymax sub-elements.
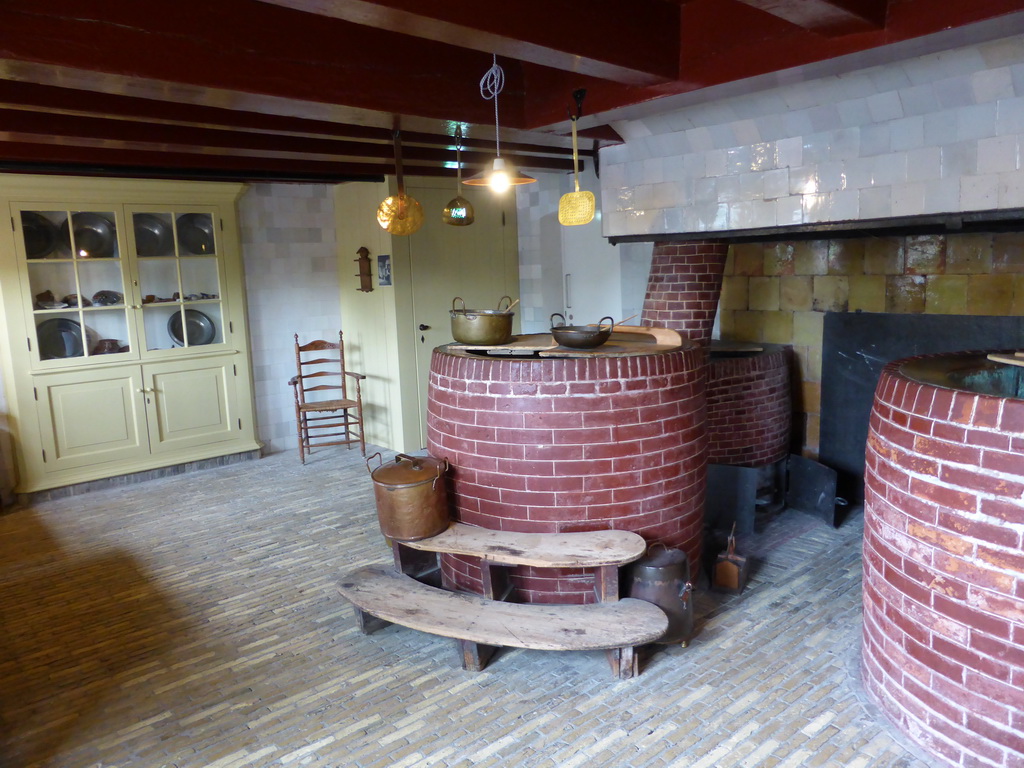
<box><xmin>987</xmin><ymin>351</ymin><xmax>1024</xmax><ymax>368</ymax></box>
<box><xmin>338</xmin><ymin>566</ymin><xmax>668</xmax><ymax>651</ymax></box>
<box><xmin>445</xmin><ymin>325</ymin><xmax>685</xmax><ymax>358</ymax></box>
<box><xmin>400</xmin><ymin>522</ymin><xmax>647</xmax><ymax>567</ymax></box>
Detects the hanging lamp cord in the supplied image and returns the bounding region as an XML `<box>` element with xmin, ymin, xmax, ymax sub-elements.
<box><xmin>479</xmin><ymin>54</ymin><xmax>504</xmax><ymax>157</ymax></box>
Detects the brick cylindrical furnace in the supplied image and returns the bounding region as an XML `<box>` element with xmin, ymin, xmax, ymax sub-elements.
<box><xmin>427</xmin><ymin>341</ymin><xmax>707</xmax><ymax>604</ymax></box>
<box><xmin>862</xmin><ymin>353</ymin><xmax>1024</xmax><ymax>768</ymax></box>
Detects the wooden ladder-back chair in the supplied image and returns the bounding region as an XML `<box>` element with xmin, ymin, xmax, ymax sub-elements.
<box><xmin>289</xmin><ymin>332</ymin><xmax>366</xmax><ymax>462</ymax></box>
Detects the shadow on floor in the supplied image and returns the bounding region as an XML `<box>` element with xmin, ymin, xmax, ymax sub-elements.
<box><xmin>0</xmin><ymin>510</ymin><xmax>185</xmax><ymax>767</ymax></box>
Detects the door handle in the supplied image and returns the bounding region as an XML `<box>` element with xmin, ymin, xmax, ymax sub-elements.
<box><xmin>564</xmin><ymin>273</ymin><xmax>572</xmax><ymax>309</ymax></box>
<box><xmin>418</xmin><ymin>324</ymin><xmax>430</xmax><ymax>331</ymax></box>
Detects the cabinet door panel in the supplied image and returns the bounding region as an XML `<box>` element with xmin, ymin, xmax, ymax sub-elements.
<box><xmin>146</xmin><ymin>359</ymin><xmax>236</xmax><ymax>452</ymax></box>
<box><xmin>36</xmin><ymin>368</ymin><xmax>148</xmax><ymax>470</ymax></box>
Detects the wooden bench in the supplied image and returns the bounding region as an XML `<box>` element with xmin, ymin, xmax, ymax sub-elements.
<box><xmin>338</xmin><ymin>565</ymin><xmax>668</xmax><ymax>679</ymax></box>
<box><xmin>392</xmin><ymin>523</ymin><xmax>647</xmax><ymax>602</ymax></box>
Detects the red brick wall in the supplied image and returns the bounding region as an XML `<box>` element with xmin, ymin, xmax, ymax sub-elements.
<box><xmin>707</xmin><ymin>347</ymin><xmax>791</xmax><ymax>466</ymax></box>
<box><xmin>427</xmin><ymin>344</ymin><xmax>708</xmax><ymax>604</ymax></box>
<box><xmin>641</xmin><ymin>240</ymin><xmax>729</xmax><ymax>344</ymax></box>
<box><xmin>862</xmin><ymin>359</ymin><xmax>1024</xmax><ymax>767</ymax></box>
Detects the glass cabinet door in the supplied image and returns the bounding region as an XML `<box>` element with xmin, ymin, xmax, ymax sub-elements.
<box><xmin>131</xmin><ymin>210</ymin><xmax>224</xmax><ymax>352</ymax></box>
<box><xmin>19</xmin><ymin>208</ymin><xmax>132</xmax><ymax>363</ymax></box>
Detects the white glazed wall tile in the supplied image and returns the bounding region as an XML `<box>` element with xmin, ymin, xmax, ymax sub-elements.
<box><xmin>890</xmin><ymin>117</ymin><xmax>925</xmax><ymax>152</ymax></box>
<box><xmin>867</xmin><ymin>91</ymin><xmax>905</xmax><ymax>123</ymax></box>
<box><xmin>956</xmin><ymin>102</ymin><xmax>998</xmax><ymax>142</ymax></box>
<box><xmin>998</xmin><ymin>172</ymin><xmax>1024</xmax><ymax>207</ymax></box>
<box><xmin>763</xmin><ymin>168</ymin><xmax>790</xmax><ymax>200</ymax></box>
<box><xmin>960</xmin><ymin>174</ymin><xmax>1000</xmax><ymax>209</ymax></box>
<box><xmin>940</xmin><ymin>142</ymin><xmax>979</xmax><ymax>178</ymax></box>
<box><xmin>995</xmin><ymin>95</ymin><xmax>1024</xmax><ymax>133</ymax></box>
<box><xmin>891</xmin><ymin>182</ymin><xmax>927</xmax><ymax>216</ymax></box>
<box><xmin>776</xmin><ymin>195</ymin><xmax>803</xmax><ymax>225</ymax></box>
<box><xmin>906</xmin><ymin>146</ymin><xmax>943</xmax><ymax>181</ymax></box>
<box><xmin>897</xmin><ymin>83</ymin><xmax>940</xmax><ymax>116</ymax></box>
<box><xmin>977</xmin><ymin>134</ymin><xmax>1019</xmax><ymax>173</ymax></box>
<box><xmin>971</xmin><ymin>67</ymin><xmax>1015</xmax><ymax>103</ymax></box>
<box><xmin>923</xmin><ymin>177</ymin><xmax>962</xmax><ymax>212</ymax></box>
<box><xmin>859</xmin><ymin>186</ymin><xmax>893</xmax><ymax>219</ymax></box>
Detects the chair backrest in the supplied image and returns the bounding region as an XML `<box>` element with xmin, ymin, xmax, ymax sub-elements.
<box><xmin>293</xmin><ymin>332</ymin><xmax>348</xmax><ymax>405</ymax></box>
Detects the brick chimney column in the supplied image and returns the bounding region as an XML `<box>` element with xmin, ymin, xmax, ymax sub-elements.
<box><xmin>640</xmin><ymin>240</ymin><xmax>729</xmax><ymax>344</ymax></box>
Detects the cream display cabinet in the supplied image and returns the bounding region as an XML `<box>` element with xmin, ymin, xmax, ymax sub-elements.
<box><xmin>0</xmin><ymin>174</ymin><xmax>260</xmax><ymax>494</ymax></box>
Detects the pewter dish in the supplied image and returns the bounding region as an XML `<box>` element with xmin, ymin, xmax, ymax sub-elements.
<box><xmin>168</xmin><ymin>309</ymin><xmax>216</xmax><ymax>346</ymax></box>
<box><xmin>37</xmin><ymin>318</ymin><xmax>83</xmax><ymax>360</ymax></box>
<box><xmin>61</xmin><ymin>212</ymin><xmax>115</xmax><ymax>258</ymax></box>
<box><xmin>22</xmin><ymin>212</ymin><xmax>58</xmax><ymax>259</ymax></box>
<box><xmin>176</xmin><ymin>213</ymin><xmax>215</xmax><ymax>254</ymax></box>
<box><xmin>133</xmin><ymin>213</ymin><xmax>173</xmax><ymax>257</ymax></box>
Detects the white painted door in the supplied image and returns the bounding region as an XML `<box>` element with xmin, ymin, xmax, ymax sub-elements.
<box><xmin>559</xmin><ymin>169</ymin><xmax>622</xmax><ymax>326</ymax></box>
<box><xmin>406</xmin><ymin>179</ymin><xmax>518</xmax><ymax>449</ymax></box>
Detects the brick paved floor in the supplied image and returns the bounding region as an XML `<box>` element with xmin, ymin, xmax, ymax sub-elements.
<box><xmin>0</xmin><ymin>447</ymin><xmax>932</xmax><ymax>768</ymax></box>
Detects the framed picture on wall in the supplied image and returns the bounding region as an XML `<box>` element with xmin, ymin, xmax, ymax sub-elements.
<box><xmin>378</xmin><ymin>254</ymin><xmax>392</xmax><ymax>287</ymax></box>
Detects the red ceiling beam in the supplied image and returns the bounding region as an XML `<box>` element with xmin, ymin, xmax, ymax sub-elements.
<box><xmin>733</xmin><ymin>0</ymin><xmax>887</xmax><ymax>35</ymax></box>
<box><xmin>255</xmin><ymin>0</ymin><xmax>680</xmax><ymax>86</ymax></box>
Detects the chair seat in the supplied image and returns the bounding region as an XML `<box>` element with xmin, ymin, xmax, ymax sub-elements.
<box><xmin>298</xmin><ymin>398</ymin><xmax>358</xmax><ymax>413</ymax></box>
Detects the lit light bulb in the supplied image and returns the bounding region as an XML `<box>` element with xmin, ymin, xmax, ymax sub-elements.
<box><xmin>488</xmin><ymin>160</ymin><xmax>511</xmax><ymax>193</ymax></box>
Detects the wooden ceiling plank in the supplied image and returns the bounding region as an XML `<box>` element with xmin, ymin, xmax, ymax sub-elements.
<box><xmin>732</xmin><ymin>0</ymin><xmax>888</xmax><ymax>35</ymax></box>
<box><xmin>0</xmin><ymin>107</ymin><xmax>577</xmax><ymax>172</ymax></box>
<box><xmin>254</xmin><ymin>0</ymin><xmax>679</xmax><ymax>85</ymax></box>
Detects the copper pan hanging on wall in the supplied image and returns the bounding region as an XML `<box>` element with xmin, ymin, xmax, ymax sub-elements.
<box><xmin>377</xmin><ymin>129</ymin><xmax>424</xmax><ymax>236</ymax></box>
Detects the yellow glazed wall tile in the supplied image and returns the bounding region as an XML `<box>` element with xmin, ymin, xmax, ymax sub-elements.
<box><xmin>793</xmin><ymin>241</ymin><xmax>829</xmax><ymax>276</ymax></box>
<box><xmin>798</xmin><ymin>380</ymin><xmax>821</xmax><ymax>414</ymax></box>
<box><xmin>812</xmin><ymin>276</ymin><xmax>849</xmax><ymax>312</ymax></box>
<box><xmin>792</xmin><ymin>310</ymin><xmax>824</xmax><ymax>347</ymax></box>
<box><xmin>827</xmin><ymin>240</ymin><xmax>864</xmax><ymax>275</ymax></box>
<box><xmin>924</xmin><ymin>275</ymin><xmax>968</xmax><ymax>314</ymax></box>
<box><xmin>904</xmin><ymin>234</ymin><xmax>946</xmax><ymax>275</ymax></box>
<box><xmin>732</xmin><ymin>243</ymin><xmax>764</xmax><ymax>276</ymax></box>
<box><xmin>719</xmin><ymin>276</ymin><xmax>749</xmax><ymax>311</ymax></box>
<box><xmin>945</xmin><ymin>234</ymin><xmax>992</xmax><ymax>274</ymax></box>
<box><xmin>718</xmin><ymin>309</ymin><xmax>735</xmax><ymax>335</ymax></box>
<box><xmin>760</xmin><ymin>311</ymin><xmax>794</xmax><ymax>343</ymax></box>
<box><xmin>780</xmin><ymin>275</ymin><xmax>813</xmax><ymax>311</ymax></box>
<box><xmin>748</xmin><ymin>276</ymin><xmax>780</xmax><ymax>311</ymax></box>
<box><xmin>848</xmin><ymin>275</ymin><xmax>886</xmax><ymax>312</ymax></box>
<box><xmin>863</xmin><ymin>237</ymin><xmax>905</xmax><ymax>274</ymax></box>
<box><xmin>966</xmin><ymin>274</ymin><xmax>1014</xmax><ymax>315</ymax></box>
<box><xmin>885</xmin><ymin>275</ymin><xmax>926</xmax><ymax>313</ymax></box>
<box><xmin>991</xmin><ymin>233</ymin><xmax>1024</xmax><ymax>274</ymax></box>
<box><xmin>731</xmin><ymin>311</ymin><xmax>763</xmax><ymax>342</ymax></box>
<box><xmin>724</xmin><ymin>247</ymin><xmax>736</xmax><ymax>275</ymax></box>
<box><xmin>764</xmin><ymin>242</ymin><xmax>795</xmax><ymax>276</ymax></box>
<box><xmin>1012</xmin><ymin>275</ymin><xmax>1024</xmax><ymax>315</ymax></box>
<box><xmin>804</xmin><ymin>412</ymin><xmax>821</xmax><ymax>456</ymax></box>
<box><xmin>806</xmin><ymin>344</ymin><xmax>823</xmax><ymax>383</ymax></box>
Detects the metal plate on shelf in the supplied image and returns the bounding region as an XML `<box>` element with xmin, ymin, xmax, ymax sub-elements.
<box><xmin>167</xmin><ymin>309</ymin><xmax>215</xmax><ymax>346</ymax></box>
<box><xmin>37</xmin><ymin>318</ymin><xmax>83</xmax><ymax>359</ymax></box>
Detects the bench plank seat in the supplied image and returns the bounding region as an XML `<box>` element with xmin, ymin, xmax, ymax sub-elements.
<box><xmin>338</xmin><ymin>566</ymin><xmax>667</xmax><ymax>653</ymax></box>
<box><xmin>399</xmin><ymin>523</ymin><xmax>646</xmax><ymax>568</ymax></box>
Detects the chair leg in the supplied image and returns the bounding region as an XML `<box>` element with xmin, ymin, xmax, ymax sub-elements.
<box><xmin>296</xmin><ymin>412</ymin><xmax>306</xmax><ymax>464</ymax></box>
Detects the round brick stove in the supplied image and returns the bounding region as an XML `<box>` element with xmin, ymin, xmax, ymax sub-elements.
<box><xmin>427</xmin><ymin>341</ymin><xmax>707</xmax><ymax>604</ymax></box>
<box><xmin>862</xmin><ymin>353</ymin><xmax>1024</xmax><ymax>768</ymax></box>
<box><xmin>707</xmin><ymin>342</ymin><xmax>790</xmax><ymax>467</ymax></box>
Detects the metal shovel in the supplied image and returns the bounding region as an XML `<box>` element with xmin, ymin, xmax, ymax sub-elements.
<box><xmin>558</xmin><ymin>89</ymin><xmax>595</xmax><ymax>226</ymax></box>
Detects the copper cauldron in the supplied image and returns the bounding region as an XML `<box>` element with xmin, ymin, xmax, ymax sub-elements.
<box><xmin>367</xmin><ymin>452</ymin><xmax>450</xmax><ymax>541</ymax></box>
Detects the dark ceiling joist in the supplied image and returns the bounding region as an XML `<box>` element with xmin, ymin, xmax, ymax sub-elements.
<box><xmin>254</xmin><ymin>0</ymin><xmax>680</xmax><ymax>86</ymax></box>
<box><xmin>0</xmin><ymin>108</ymin><xmax>580</xmax><ymax>173</ymax></box>
<box><xmin>733</xmin><ymin>0</ymin><xmax>888</xmax><ymax>35</ymax></box>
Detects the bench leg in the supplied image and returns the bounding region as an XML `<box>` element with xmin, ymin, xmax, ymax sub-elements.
<box><xmin>355</xmin><ymin>608</ymin><xmax>392</xmax><ymax>635</ymax></box>
<box><xmin>458</xmin><ymin>639</ymin><xmax>498</xmax><ymax>671</ymax></box>
<box><xmin>480</xmin><ymin>561</ymin><xmax>512</xmax><ymax>601</ymax></box>
<box><xmin>594</xmin><ymin>564</ymin><xmax>620</xmax><ymax>602</ymax></box>
<box><xmin>392</xmin><ymin>541</ymin><xmax>440</xmax><ymax>583</ymax></box>
<box><xmin>606</xmin><ymin>646</ymin><xmax>640</xmax><ymax>679</ymax></box>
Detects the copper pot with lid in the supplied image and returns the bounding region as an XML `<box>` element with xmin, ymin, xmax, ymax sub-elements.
<box><xmin>367</xmin><ymin>452</ymin><xmax>450</xmax><ymax>541</ymax></box>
